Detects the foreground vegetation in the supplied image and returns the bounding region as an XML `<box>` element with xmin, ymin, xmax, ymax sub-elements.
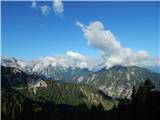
<box><xmin>1</xmin><ymin>79</ymin><xmax>160</xmax><ymax>120</ymax></box>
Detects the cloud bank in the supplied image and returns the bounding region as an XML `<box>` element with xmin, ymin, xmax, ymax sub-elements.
<box><xmin>24</xmin><ymin>19</ymin><xmax>158</xmax><ymax>71</ymax></box>
<box><xmin>34</xmin><ymin>51</ymin><xmax>95</xmax><ymax>70</ymax></box>
<box><xmin>76</xmin><ymin>21</ymin><xmax>159</xmax><ymax>68</ymax></box>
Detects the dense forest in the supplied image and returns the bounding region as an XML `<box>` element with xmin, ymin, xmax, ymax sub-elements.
<box><xmin>1</xmin><ymin>79</ymin><xmax>160</xmax><ymax>120</ymax></box>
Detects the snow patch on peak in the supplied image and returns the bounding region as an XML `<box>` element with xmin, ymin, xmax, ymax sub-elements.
<box><xmin>1</xmin><ymin>56</ymin><xmax>27</xmax><ymax>69</ymax></box>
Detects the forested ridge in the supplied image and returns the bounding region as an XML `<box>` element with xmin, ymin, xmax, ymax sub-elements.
<box><xmin>1</xmin><ymin>79</ymin><xmax>160</xmax><ymax>120</ymax></box>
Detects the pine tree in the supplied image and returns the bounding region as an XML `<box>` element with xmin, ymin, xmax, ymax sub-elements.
<box><xmin>131</xmin><ymin>86</ymin><xmax>136</xmax><ymax>103</ymax></box>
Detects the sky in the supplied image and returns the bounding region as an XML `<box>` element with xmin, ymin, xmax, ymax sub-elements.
<box><xmin>1</xmin><ymin>1</ymin><xmax>160</xmax><ymax>68</ymax></box>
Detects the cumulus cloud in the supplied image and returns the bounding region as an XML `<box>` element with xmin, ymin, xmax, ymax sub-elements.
<box><xmin>66</xmin><ymin>51</ymin><xmax>92</xmax><ymax>69</ymax></box>
<box><xmin>66</xmin><ymin>51</ymin><xmax>87</xmax><ymax>61</ymax></box>
<box><xmin>76</xmin><ymin>21</ymin><xmax>121</xmax><ymax>56</ymax></box>
<box><xmin>53</xmin><ymin>0</ymin><xmax>64</xmax><ymax>16</ymax></box>
<box><xmin>40</xmin><ymin>5</ymin><xmax>51</xmax><ymax>16</ymax></box>
<box><xmin>76</xmin><ymin>20</ymin><xmax>159</xmax><ymax>68</ymax></box>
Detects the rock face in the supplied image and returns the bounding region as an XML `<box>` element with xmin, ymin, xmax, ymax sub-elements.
<box><xmin>29</xmin><ymin>80</ymin><xmax>47</xmax><ymax>88</ymax></box>
<box><xmin>87</xmin><ymin>65</ymin><xmax>160</xmax><ymax>98</ymax></box>
<box><xmin>28</xmin><ymin>80</ymin><xmax>48</xmax><ymax>94</ymax></box>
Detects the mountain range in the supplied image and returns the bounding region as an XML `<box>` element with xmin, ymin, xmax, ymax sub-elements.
<box><xmin>1</xmin><ymin>65</ymin><xmax>117</xmax><ymax>110</ymax></box>
<box><xmin>2</xmin><ymin>57</ymin><xmax>160</xmax><ymax>98</ymax></box>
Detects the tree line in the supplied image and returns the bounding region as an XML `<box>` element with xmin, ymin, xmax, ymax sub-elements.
<box><xmin>2</xmin><ymin>79</ymin><xmax>160</xmax><ymax>120</ymax></box>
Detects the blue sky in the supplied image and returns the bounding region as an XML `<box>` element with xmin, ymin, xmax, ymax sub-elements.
<box><xmin>2</xmin><ymin>1</ymin><xmax>159</xmax><ymax>60</ymax></box>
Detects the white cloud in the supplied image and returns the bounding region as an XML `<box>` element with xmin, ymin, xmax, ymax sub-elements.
<box><xmin>76</xmin><ymin>21</ymin><xmax>159</xmax><ymax>68</ymax></box>
<box><xmin>31</xmin><ymin>0</ymin><xmax>37</xmax><ymax>8</ymax></box>
<box><xmin>76</xmin><ymin>21</ymin><xmax>121</xmax><ymax>56</ymax></box>
<box><xmin>66</xmin><ymin>51</ymin><xmax>87</xmax><ymax>61</ymax></box>
<box><xmin>136</xmin><ymin>50</ymin><xmax>149</xmax><ymax>59</ymax></box>
<box><xmin>31</xmin><ymin>0</ymin><xmax>64</xmax><ymax>17</ymax></box>
<box><xmin>66</xmin><ymin>51</ymin><xmax>91</xmax><ymax>69</ymax></box>
<box><xmin>40</xmin><ymin>5</ymin><xmax>51</xmax><ymax>16</ymax></box>
<box><xmin>53</xmin><ymin>0</ymin><xmax>64</xmax><ymax>16</ymax></box>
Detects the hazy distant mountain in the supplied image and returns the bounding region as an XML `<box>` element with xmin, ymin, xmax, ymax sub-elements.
<box><xmin>145</xmin><ymin>66</ymin><xmax>160</xmax><ymax>73</ymax></box>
